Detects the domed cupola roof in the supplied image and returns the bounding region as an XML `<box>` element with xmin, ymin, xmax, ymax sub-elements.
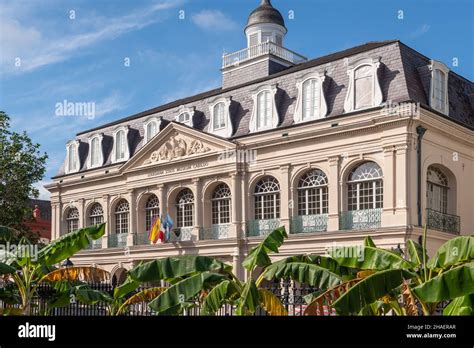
<box><xmin>246</xmin><ymin>0</ymin><xmax>286</xmax><ymax>31</ymax></box>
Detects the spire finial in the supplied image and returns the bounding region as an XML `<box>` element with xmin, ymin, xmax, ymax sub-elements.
<box><xmin>261</xmin><ymin>0</ymin><xmax>272</xmax><ymax>6</ymax></box>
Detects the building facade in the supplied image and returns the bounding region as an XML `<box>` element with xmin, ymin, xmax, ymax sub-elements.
<box><xmin>45</xmin><ymin>0</ymin><xmax>474</xmax><ymax>281</ymax></box>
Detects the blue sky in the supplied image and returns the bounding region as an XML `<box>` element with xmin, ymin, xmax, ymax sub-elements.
<box><xmin>1</xmin><ymin>0</ymin><xmax>473</xmax><ymax>199</ymax></box>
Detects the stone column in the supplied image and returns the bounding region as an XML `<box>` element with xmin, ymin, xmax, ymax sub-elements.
<box><xmin>230</xmin><ymin>172</ymin><xmax>242</xmax><ymax>239</ymax></box>
<box><xmin>51</xmin><ymin>202</ymin><xmax>57</xmax><ymax>240</ymax></box>
<box><xmin>192</xmin><ymin>178</ymin><xmax>202</xmax><ymax>241</ymax></box>
<box><xmin>126</xmin><ymin>189</ymin><xmax>136</xmax><ymax>246</ymax></box>
<box><xmin>382</xmin><ymin>146</ymin><xmax>396</xmax><ymax>226</ymax></box>
<box><xmin>395</xmin><ymin>144</ymin><xmax>409</xmax><ymax>224</ymax></box>
<box><xmin>102</xmin><ymin>194</ymin><xmax>110</xmax><ymax>249</ymax></box>
<box><xmin>78</xmin><ymin>198</ymin><xmax>85</xmax><ymax>229</ymax></box>
<box><xmin>157</xmin><ymin>184</ymin><xmax>166</xmax><ymax>216</ymax></box>
<box><xmin>232</xmin><ymin>246</ymin><xmax>243</xmax><ymax>281</ymax></box>
<box><xmin>241</xmin><ymin>171</ymin><xmax>249</xmax><ymax>238</ymax></box>
<box><xmin>279</xmin><ymin>164</ymin><xmax>291</xmax><ymax>232</ymax></box>
<box><xmin>327</xmin><ymin>156</ymin><xmax>340</xmax><ymax>231</ymax></box>
<box><xmin>56</xmin><ymin>201</ymin><xmax>63</xmax><ymax>239</ymax></box>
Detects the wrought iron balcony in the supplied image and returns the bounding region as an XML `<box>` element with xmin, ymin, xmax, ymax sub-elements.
<box><xmin>86</xmin><ymin>237</ymin><xmax>102</xmax><ymax>250</ymax></box>
<box><xmin>339</xmin><ymin>209</ymin><xmax>382</xmax><ymax>230</ymax></box>
<box><xmin>247</xmin><ymin>219</ymin><xmax>281</xmax><ymax>237</ymax></box>
<box><xmin>108</xmin><ymin>233</ymin><xmax>128</xmax><ymax>248</ymax></box>
<box><xmin>169</xmin><ymin>227</ymin><xmax>193</xmax><ymax>242</ymax></box>
<box><xmin>134</xmin><ymin>232</ymin><xmax>152</xmax><ymax>246</ymax></box>
<box><xmin>291</xmin><ymin>214</ymin><xmax>328</xmax><ymax>234</ymax></box>
<box><xmin>426</xmin><ymin>208</ymin><xmax>460</xmax><ymax>235</ymax></box>
<box><xmin>222</xmin><ymin>41</ymin><xmax>307</xmax><ymax>69</ymax></box>
<box><xmin>199</xmin><ymin>224</ymin><xmax>231</xmax><ymax>240</ymax></box>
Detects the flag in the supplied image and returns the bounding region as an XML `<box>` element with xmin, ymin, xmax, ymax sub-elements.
<box><xmin>148</xmin><ymin>216</ymin><xmax>161</xmax><ymax>244</ymax></box>
<box><xmin>158</xmin><ymin>216</ymin><xmax>166</xmax><ymax>243</ymax></box>
<box><xmin>164</xmin><ymin>214</ymin><xmax>174</xmax><ymax>242</ymax></box>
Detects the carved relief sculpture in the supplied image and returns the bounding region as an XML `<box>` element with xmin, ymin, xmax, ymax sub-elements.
<box><xmin>144</xmin><ymin>135</ymin><xmax>211</xmax><ymax>164</ymax></box>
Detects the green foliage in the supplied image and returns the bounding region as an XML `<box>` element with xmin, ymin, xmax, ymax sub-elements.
<box><xmin>201</xmin><ymin>280</ymin><xmax>241</xmax><ymax>315</ymax></box>
<box><xmin>427</xmin><ymin>236</ymin><xmax>474</xmax><ymax>269</ymax></box>
<box><xmin>443</xmin><ymin>295</ymin><xmax>474</xmax><ymax>316</ymax></box>
<box><xmin>0</xmin><ymin>111</ymin><xmax>48</xmax><ymax>241</ymax></box>
<box><xmin>242</xmin><ymin>226</ymin><xmax>287</xmax><ymax>271</ymax></box>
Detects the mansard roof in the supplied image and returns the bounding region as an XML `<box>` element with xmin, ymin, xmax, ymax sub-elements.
<box><xmin>55</xmin><ymin>40</ymin><xmax>473</xmax><ymax>178</ymax></box>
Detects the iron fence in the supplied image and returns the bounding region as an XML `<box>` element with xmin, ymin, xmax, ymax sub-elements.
<box><xmin>0</xmin><ymin>280</ymin><xmax>318</xmax><ymax>316</ymax></box>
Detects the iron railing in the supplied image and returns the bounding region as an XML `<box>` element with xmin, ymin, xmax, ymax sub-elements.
<box><xmin>134</xmin><ymin>233</ymin><xmax>152</xmax><ymax>246</ymax></box>
<box><xmin>169</xmin><ymin>228</ymin><xmax>193</xmax><ymax>242</ymax></box>
<box><xmin>222</xmin><ymin>41</ymin><xmax>307</xmax><ymax>68</ymax></box>
<box><xmin>86</xmin><ymin>238</ymin><xmax>102</xmax><ymax>250</ymax></box>
<box><xmin>291</xmin><ymin>214</ymin><xmax>328</xmax><ymax>234</ymax></box>
<box><xmin>247</xmin><ymin>219</ymin><xmax>281</xmax><ymax>237</ymax></box>
<box><xmin>199</xmin><ymin>224</ymin><xmax>231</xmax><ymax>240</ymax></box>
<box><xmin>426</xmin><ymin>208</ymin><xmax>460</xmax><ymax>235</ymax></box>
<box><xmin>339</xmin><ymin>208</ymin><xmax>382</xmax><ymax>230</ymax></box>
<box><xmin>108</xmin><ymin>233</ymin><xmax>128</xmax><ymax>248</ymax></box>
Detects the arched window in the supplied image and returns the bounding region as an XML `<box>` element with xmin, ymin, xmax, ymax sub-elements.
<box><xmin>347</xmin><ymin>162</ymin><xmax>383</xmax><ymax>211</ymax></box>
<box><xmin>427</xmin><ymin>166</ymin><xmax>449</xmax><ymax>213</ymax></box>
<box><xmin>212</xmin><ymin>184</ymin><xmax>231</xmax><ymax>224</ymax></box>
<box><xmin>145</xmin><ymin>195</ymin><xmax>160</xmax><ymax>232</ymax></box>
<box><xmin>257</xmin><ymin>91</ymin><xmax>272</xmax><ymax>129</ymax></box>
<box><xmin>254</xmin><ymin>176</ymin><xmax>280</xmax><ymax>220</ymax></box>
<box><xmin>354</xmin><ymin>65</ymin><xmax>373</xmax><ymax>109</ymax></box>
<box><xmin>302</xmin><ymin>79</ymin><xmax>321</xmax><ymax>120</ymax></box>
<box><xmin>115</xmin><ymin>130</ymin><xmax>126</xmax><ymax>161</ymax></box>
<box><xmin>115</xmin><ymin>199</ymin><xmax>129</xmax><ymax>234</ymax></box>
<box><xmin>90</xmin><ymin>137</ymin><xmax>101</xmax><ymax>167</ymax></box>
<box><xmin>176</xmin><ymin>189</ymin><xmax>194</xmax><ymax>228</ymax></box>
<box><xmin>177</xmin><ymin>112</ymin><xmax>191</xmax><ymax>124</ymax></box>
<box><xmin>67</xmin><ymin>142</ymin><xmax>79</xmax><ymax>173</ymax></box>
<box><xmin>146</xmin><ymin>121</ymin><xmax>158</xmax><ymax>142</ymax></box>
<box><xmin>66</xmin><ymin>207</ymin><xmax>79</xmax><ymax>233</ymax></box>
<box><xmin>432</xmin><ymin>69</ymin><xmax>447</xmax><ymax>112</ymax></box>
<box><xmin>298</xmin><ymin>170</ymin><xmax>328</xmax><ymax>215</ymax></box>
<box><xmin>213</xmin><ymin>103</ymin><xmax>226</xmax><ymax>130</ymax></box>
<box><xmin>89</xmin><ymin>203</ymin><xmax>104</xmax><ymax>226</ymax></box>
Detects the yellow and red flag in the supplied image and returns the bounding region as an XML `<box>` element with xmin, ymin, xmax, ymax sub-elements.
<box><xmin>148</xmin><ymin>216</ymin><xmax>161</xmax><ymax>244</ymax></box>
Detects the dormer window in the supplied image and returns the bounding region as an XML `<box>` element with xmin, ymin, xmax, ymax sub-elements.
<box><xmin>112</xmin><ymin>126</ymin><xmax>130</xmax><ymax>163</ymax></box>
<box><xmin>429</xmin><ymin>60</ymin><xmax>450</xmax><ymax>115</ymax></box>
<box><xmin>144</xmin><ymin>117</ymin><xmax>161</xmax><ymax>143</ymax></box>
<box><xmin>65</xmin><ymin>140</ymin><xmax>80</xmax><ymax>174</ymax></box>
<box><xmin>88</xmin><ymin>134</ymin><xmax>103</xmax><ymax>169</ymax></box>
<box><xmin>344</xmin><ymin>57</ymin><xmax>383</xmax><ymax>113</ymax></box>
<box><xmin>294</xmin><ymin>71</ymin><xmax>327</xmax><ymax>124</ymax></box>
<box><xmin>249</xmin><ymin>85</ymin><xmax>279</xmax><ymax>132</ymax></box>
<box><xmin>208</xmin><ymin>97</ymin><xmax>232</xmax><ymax>137</ymax></box>
<box><xmin>175</xmin><ymin>106</ymin><xmax>195</xmax><ymax>127</ymax></box>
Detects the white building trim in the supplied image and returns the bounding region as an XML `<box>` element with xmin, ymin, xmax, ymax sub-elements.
<box><xmin>111</xmin><ymin>126</ymin><xmax>130</xmax><ymax>164</ymax></box>
<box><xmin>249</xmin><ymin>83</ymin><xmax>279</xmax><ymax>133</ymax></box>
<box><xmin>294</xmin><ymin>70</ymin><xmax>328</xmax><ymax>124</ymax></box>
<box><xmin>344</xmin><ymin>57</ymin><xmax>383</xmax><ymax>113</ymax></box>
<box><xmin>429</xmin><ymin>60</ymin><xmax>450</xmax><ymax>115</ymax></box>
<box><xmin>208</xmin><ymin>96</ymin><xmax>233</xmax><ymax>137</ymax></box>
<box><xmin>65</xmin><ymin>140</ymin><xmax>80</xmax><ymax>174</ymax></box>
<box><xmin>175</xmin><ymin>106</ymin><xmax>195</xmax><ymax>127</ymax></box>
<box><xmin>87</xmin><ymin>133</ymin><xmax>104</xmax><ymax>169</ymax></box>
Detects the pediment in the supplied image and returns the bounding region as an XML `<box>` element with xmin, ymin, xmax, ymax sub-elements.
<box><xmin>121</xmin><ymin>122</ymin><xmax>236</xmax><ymax>172</ymax></box>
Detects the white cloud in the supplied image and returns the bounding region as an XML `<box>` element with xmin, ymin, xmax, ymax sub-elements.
<box><xmin>0</xmin><ymin>1</ymin><xmax>184</xmax><ymax>75</ymax></box>
<box><xmin>33</xmin><ymin>180</ymin><xmax>51</xmax><ymax>200</ymax></box>
<box><xmin>409</xmin><ymin>24</ymin><xmax>431</xmax><ymax>39</ymax></box>
<box><xmin>191</xmin><ymin>10</ymin><xmax>238</xmax><ymax>31</ymax></box>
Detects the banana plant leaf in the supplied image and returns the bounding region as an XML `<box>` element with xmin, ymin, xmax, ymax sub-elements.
<box><xmin>412</xmin><ymin>263</ymin><xmax>474</xmax><ymax>303</ymax></box>
<box><xmin>332</xmin><ymin>269</ymin><xmax>413</xmax><ymax>315</ymax></box>
<box><xmin>201</xmin><ymin>280</ymin><xmax>241</xmax><ymax>315</ymax></box>
<box><xmin>406</xmin><ymin>240</ymin><xmax>426</xmax><ymax>268</ymax></box>
<box><xmin>0</xmin><ymin>287</ymin><xmax>21</xmax><ymax>305</ymax></box>
<box><xmin>443</xmin><ymin>294</ymin><xmax>474</xmax><ymax>316</ymax></box>
<box><xmin>117</xmin><ymin>287</ymin><xmax>167</xmax><ymax>315</ymax></box>
<box><xmin>41</xmin><ymin>267</ymin><xmax>110</xmax><ymax>283</ymax></box>
<box><xmin>114</xmin><ymin>277</ymin><xmax>141</xmax><ymax>299</ymax></box>
<box><xmin>0</xmin><ymin>262</ymin><xmax>17</xmax><ymax>275</ymax></box>
<box><xmin>74</xmin><ymin>284</ymin><xmax>112</xmax><ymax>305</ymax></box>
<box><xmin>329</xmin><ymin>246</ymin><xmax>413</xmax><ymax>270</ymax></box>
<box><xmin>259</xmin><ymin>289</ymin><xmax>287</xmax><ymax>316</ymax></box>
<box><xmin>127</xmin><ymin>255</ymin><xmax>231</xmax><ymax>283</ymax></box>
<box><xmin>427</xmin><ymin>236</ymin><xmax>474</xmax><ymax>270</ymax></box>
<box><xmin>37</xmin><ymin>223</ymin><xmax>106</xmax><ymax>267</ymax></box>
<box><xmin>262</xmin><ymin>262</ymin><xmax>343</xmax><ymax>289</ymax></box>
<box><xmin>0</xmin><ymin>226</ymin><xmax>21</xmax><ymax>241</ymax></box>
<box><xmin>364</xmin><ymin>236</ymin><xmax>377</xmax><ymax>247</ymax></box>
<box><xmin>148</xmin><ymin>272</ymin><xmax>227</xmax><ymax>315</ymax></box>
<box><xmin>242</xmin><ymin>226</ymin><xmax>288</xmax><ymax>271</ymax></box>
<box><xmin>235</xmin><ymin>279</ymin><xmax>260</xmax><ymax>315</ymax></box>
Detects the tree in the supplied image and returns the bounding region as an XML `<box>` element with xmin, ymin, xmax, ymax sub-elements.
<box><xmin>0</xmin><ymin>111</ymin><xmax>48</xmax><ymax>241</ymax></box>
